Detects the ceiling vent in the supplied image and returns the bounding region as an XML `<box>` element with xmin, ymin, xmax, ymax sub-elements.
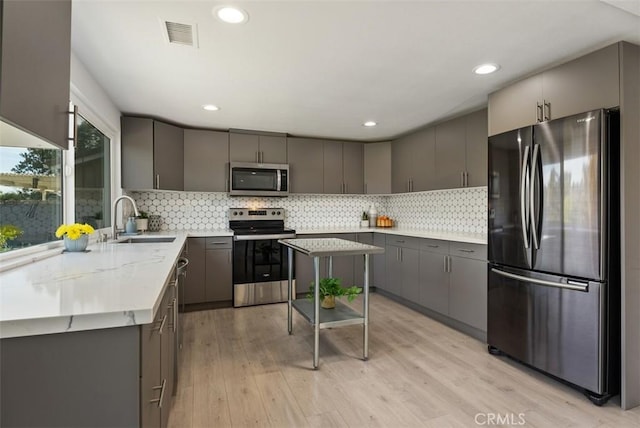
<box><xmin>162</xmin><ymin>20</ymin><xmax>199</xmax><ymax>48</ymax></box>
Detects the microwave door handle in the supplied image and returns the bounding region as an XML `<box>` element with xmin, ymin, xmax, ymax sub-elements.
<box><xmin>276</xmin><ymin>169</ymin><xmax>282</xmax><ymax>191</ymax></box>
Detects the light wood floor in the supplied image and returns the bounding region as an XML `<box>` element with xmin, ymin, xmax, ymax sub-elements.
<box><xmin>168</xmin><ymin>294</ymin><xmax>640</xmax><ymax>428</ymax></box>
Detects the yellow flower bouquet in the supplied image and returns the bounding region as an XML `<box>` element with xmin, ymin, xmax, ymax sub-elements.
<box><xmin>55</xmin><ymin>223</ymin><xmax>95</xmax><ymax>240</ymax></box>
<box><xmin>56</xmin><ymin>223</ymin><xmax>95</xmax><ymax>252</ymax></box>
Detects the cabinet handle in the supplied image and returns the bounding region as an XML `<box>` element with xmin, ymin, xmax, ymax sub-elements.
<box><xmin>68</xmin><ymin>104</ymin><xmax>78</xmax><ymax>148</ymax></box>
<box><xmin>410</xmin><ymin>179</ymin><xmax>414</xmax><ymax>192</ymax></box>
<box><xmin>155</xmin><ymin>174</ymin><xmax>160</xmax><ymax>189</ymax></box>
<box><xmin>461</xmin><ymin>171</ymin><xmax>465</xmax><ymax>187</ymax></box>
<box><xmin>427</xmin><ymin>244</ymin><xmax>439</xmax><ymax>248</ymax></box>
<box><xmin>407</xmin><ymin>180</ymin><xmax>410</xmax><ymax>193</ymax></box>
<box><xmin>465</xmin><ymin>172</ymin><xmax>469</xmax><ymax>187</ymax></box>
<box><xmin>396</xmin><ymin>240</ymin><xmax>405</xmax><ymax>243</ymax></box>
<box><xmin>543</xmin><ymin>100</ymin><xmax>551</xmax><ymax>121</ymax></box>
<box><xmin>399</xmin><ymin>248</ymin><xmax>403</xmax><ymax>262</ymax></box>
<box><xmin>443</xmin><ymin>255</ymin><xmax>448</xmax><ymax>272</ymax></box>
<box><xmin>536</xmin><ymin>102</ymin><xmax>543</xmax><ymax>122</ymax></box>
<box><xmin>458</xmin><ymin>249</ymin><xmax>475</xmax><ymax>253</ymax></box>
<box><xmin>153</xmin><ymin>314</ymin><xmax>167</xmax><ymax>334</ymax></box>
<box><xmin>149</xmin><ymin>379</ymin><xmax>167</xmax><ymax>408</ymax></box>
<box><xmin>173</xmin><ymin>297</ymin><xmax>178</xmax><ymax>332</ymax></box>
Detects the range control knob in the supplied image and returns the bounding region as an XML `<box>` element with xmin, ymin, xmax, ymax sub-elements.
<box><xmin>239</xmin><ymin>212</ymin><xmax>243</xmax><ymax>215</ymax></box>
<box><xmin>277</xmin><ymin>211</ymin><xmax>281</xmax><ymax>215</ymax></box>
<box><xmin>271</xmin><ymin>211</ymin><xmax>276</xmax><ymax>215</ymax></box>
<box><xmin>233</xmin><ymin>211</ymin><xmax>237</xmax><ymax>216</ymax></box>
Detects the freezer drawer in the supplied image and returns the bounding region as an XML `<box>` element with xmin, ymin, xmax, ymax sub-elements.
<box><xmin>487</xmin><ymin>266</ymin><xmax>606</xmax><ymax>394</ymax></box>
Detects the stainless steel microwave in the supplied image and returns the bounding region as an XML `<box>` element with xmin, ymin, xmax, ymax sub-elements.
<box><xmin>229</xmin><ymin>162</ymin><xmax>289</xmax><ymax>196</ymax></box>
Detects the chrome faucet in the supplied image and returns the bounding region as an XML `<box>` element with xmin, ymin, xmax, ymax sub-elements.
<box><xmin>112</xmin><ymin>195</ymin><xmax>140</xmax><ymax>240</ymax></box>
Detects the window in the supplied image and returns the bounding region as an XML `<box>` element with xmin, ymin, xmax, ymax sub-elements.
<box><xmin>74</xmin><ymin>115</ymin><xmax>111</xmax><ymax>229</ymax></box>
<box><xmin>0</xmin><ymin>140</ymin><xmax>63</xmax><ymax>251</ymax></box>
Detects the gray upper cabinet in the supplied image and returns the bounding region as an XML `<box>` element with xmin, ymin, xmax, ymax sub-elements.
<box><xmin>392</xmin><ymin>127</ymin><xmax>435</xmax><ymax>193</ymax></box>
<box><xmin>489</xmin><ymin>43</ymin><xmax>620</xmax><ymax>136</ymax></box>
<box><xmin>342</xmin><ymin>142</ymin><xmax>364</xmax><ymax>194</ymax></box>
<box><xmin>122</xmin><ymin>117</ymin><xmax>154</xmax><ymax>189</ymax></box>
<box><xmin>0</xmin><ymin>0</ymin><xmax>71</xmax><ymax>150</ymax></box>
<box><xmin>121</xmin><ymin>117</ymin><xmax>184</xmax><ymax>190</ymax></box>
<box><xmin>323</xmin><ymin>141</ymin><xmax>343</xmax><ymax>193</ymax></box>
<box><xmin>287</xmin><ymin>137</ymin><xmax>324</xmax><ymax>193</ymax></box>
<box><xmin>465</xmin><ymin>108</ymin><xmax>488</xmax><ymax>187</ymax></box>
<box><xmin>229</xmin><ymin>131</ymin><xmax>287</xmax><ymax>164</ymax></box>
<box><xmin>323</xmin><ymin>140</ymin><xmax>364</xmax><ymax>194</ymax></box>
<box><xmin>433</xmin><ymin>109</ymin><xmax>488</xmax><ymax>189</ymax></box>
<box><xmin>364</xmin><ymin>142</ymin><xmax>391</xmax><ymax>194</ymax></box>
<box><xmin>435</xmin><ymin>116</ymin><xmax>466</xmax><ymax>189</ymax></box>
<box><xmin>184</xmin><ymin>129</ymin><xmax>229</xmax><ymax>192</ymax></box>
<box><xmin>154</xmin><ymin>121</ymin><xmax>184</xmax><ymax>191</ymax></box>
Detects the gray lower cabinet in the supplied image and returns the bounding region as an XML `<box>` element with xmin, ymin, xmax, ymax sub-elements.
<box><xmin>141</xmin><ymin>283</ymin><xmax>176</xmax><ymax>428</ymax></box>
<box><xmin>287</xmin><ymin>137</ymin><xmax>324</xmax><ymax>193</ymax></box>
<box><xmin>372</xmin><ymin>233</ymin><xmax>386</xmax><ymax>290</ymax></box>
<box><xmin>378</xmin><ymin>234</ymin><xmax>488</xmax><ymax>336</ymax></box>
<box><xmin>385</xmin><ymin>236</ymin><xmax>420</xmax><ymax>301</ymax></box>
<box><xmin>419</xmin><ymin>243</ymin><xmax>450</xmax><ymax>315</ymax></box>
<box><xmin>448</xmin><ymin>254</ymin><xmax>487</xmax><ymax>332</ymax></box>
<box><xmin>1</xmin><ymin>284</ymin><xmax>177</xmax><ymax>428</ymax></box>
<box><xmin>0</xmin><ymin>0</ymin><xmax>71</xmax><ymax>150</ymax></box>
<box><xmin>205</xmin><ymin>239</ymin><xmax>233</xmax><ymax>302</ymax></box>
<box><xmin>121</xmin><ymin>117</ymin><xmax>184</xmax><ymax>190</ymax></box>
<box><xmin>184</xmin><ymin>129</ymin><xmax>229</xmax><ymax>192</ymax></box>
<box><xmin>183</xmin><ymin>237</ymin><xmax>233</xmax><ymax>305</ymax></box>
<box><xmin>184</xmin><ymin>238</ymin><xmax>206</xmax><ymax>304</ymax></box>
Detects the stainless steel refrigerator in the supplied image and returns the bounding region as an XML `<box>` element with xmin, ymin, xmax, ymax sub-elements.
<box><xmin>487</xmin><ymin>109</ymin><xmax>620</xmax><ymax>405</ymax></box>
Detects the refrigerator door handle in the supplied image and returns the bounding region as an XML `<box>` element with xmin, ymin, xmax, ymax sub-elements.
<box><xmin>530</xmin><ymin>143</ymin><xmax>541</xmax><ymax>249</ymax></box>
<box><xmin>520</xmin><ymin>145</ymin><xmax>531</xmax><ymax>249</ymax></box>
<box><xmin>491</xmin><ymin>268</ymin><xmax>588</xmax><ymax>292</ymax></box>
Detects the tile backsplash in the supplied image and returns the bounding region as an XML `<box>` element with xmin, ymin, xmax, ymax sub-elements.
<box><xmin>129</xmin><ymin>187</ymin><xmax>487</xmax><ymax>234</ymax></box>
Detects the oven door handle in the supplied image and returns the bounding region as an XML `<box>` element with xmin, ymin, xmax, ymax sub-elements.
<box><xmin>234</xmin><ymin>233</ymin><xmax>296</xmax><ymax>241</ymax></box>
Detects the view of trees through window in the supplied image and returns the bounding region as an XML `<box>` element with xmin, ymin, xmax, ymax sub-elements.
<box><xmin>0</xmin><ymin>114</ymin><xmax>111</xmax><ymax>252</ymax></box>
<box><xmin>75</xmin><ymin>115</ymin><xmax>111</xmax><ymax>230</ymax></box>
<box><xmin>0</xmin><ymin>145</ymin><xmax>63</xmax><ymax>251</ymax></box>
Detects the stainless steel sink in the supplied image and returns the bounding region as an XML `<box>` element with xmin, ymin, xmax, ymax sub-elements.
<box><xmin>116</xmin><ymin>237</ymin><xmax>176</xmax><ymax>244</ymax></box>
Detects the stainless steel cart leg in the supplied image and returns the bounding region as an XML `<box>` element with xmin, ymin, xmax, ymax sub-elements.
<box><xmin>287</xmin><ymin>247</ymin><xmax>293</xmax><ymax>335</ymax></box>
<box><xmin>363</xmin><ymin>253</ymin><xmax>369</xmax><ymax>361</ymax></box>
<box><xmin>313</xmin><ymin>256</ymin><xmax>320</xmax><ymax>369</ymax></box>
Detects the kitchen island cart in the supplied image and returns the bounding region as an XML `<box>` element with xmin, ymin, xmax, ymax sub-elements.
<box><xmin>279</xmin><ymin>238</ymin><xmax>384</xmax><ymax>369</ymax></box>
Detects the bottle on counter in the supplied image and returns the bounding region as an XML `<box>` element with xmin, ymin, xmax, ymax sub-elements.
<box><xmin>368</xmin><ymin>205</ymin><xmax>378</xmax><ymax>227</ymax></box>
<box><xmin>125</xmin><ymin>216</ymin><xmax>137</xmax><ymax>234</ymax></box>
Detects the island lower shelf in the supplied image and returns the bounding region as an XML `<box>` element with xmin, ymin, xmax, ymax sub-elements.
<box><xmin>292</xmin><ymin>299</ymin><xmax>364</xmax><ymax>329</ymax></box>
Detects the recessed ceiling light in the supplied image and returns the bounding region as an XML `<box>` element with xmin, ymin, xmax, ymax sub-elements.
<box><xmin>473</xmin><ymin>63</ymin><xmax>500</xmax><ymax>75</ymax></box>
<box><xmin>202</xmin><ymin>104</ymin><xmax>220</xmax><ymax>111</ymax></box>
<box><xmin>214</xmin><ymin>6</ymin><xmax>248</xmax><ymax>24</ymax></box>
<box><xmin>363</xmin><ymin>121</ymin><xmax>377</xmax><ymax>127</ymax></box>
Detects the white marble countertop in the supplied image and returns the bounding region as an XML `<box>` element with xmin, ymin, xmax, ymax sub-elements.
<box><xmin>295</xmin><ymin>227</ymin><xmax>487</xmax><ymax>245</ymax></box>
<box><xmin>0</xmin><ymin>229</ymin><xmax>231</xmax><ymax>339</ymax></box>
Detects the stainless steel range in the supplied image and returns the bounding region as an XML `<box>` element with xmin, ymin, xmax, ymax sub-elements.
<box><xmin>229</xmin><ymin>208</ymin><xmax>296</xmax><ymax>307</ymax></box>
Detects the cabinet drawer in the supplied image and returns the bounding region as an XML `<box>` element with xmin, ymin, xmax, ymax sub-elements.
<box><xmin>449</xmin><ymin>242</ymin><xmax>487</xmax><ymax>260</ymax></box>
<box><xmin>386</xmin><ymin>235</ymin><xmax>422</xmax><ymax>250</ymax></box>
<box><xmin>420</xmin><ymin>239</ymin><xmax>450</xmax><ymax>255</ymax></box>
<box><xmin>205</xmin><ymin>237</ymin><xmax>233</xmax><ymax>249</ymax></box>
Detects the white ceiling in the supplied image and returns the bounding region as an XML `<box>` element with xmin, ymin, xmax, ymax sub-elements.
<box><xmin>71</xmin><ymin>0</ymin><xmax>640</xmax><ymax>142</ymax></box>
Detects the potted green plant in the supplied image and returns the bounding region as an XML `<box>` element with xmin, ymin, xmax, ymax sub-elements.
<box><xmin>360</xmin><ymin>211</ymin><xmax>369</xmax><ymax>228</ymax></box>
<box><xmin>307</xmin><ymin>277</ymin><xmax>362</xmax><ymax>309</ymax></box>
<box><xmin>135</xmin><ymin>211</ymin><xmax>149</xmax><ymax>232</ymax></box>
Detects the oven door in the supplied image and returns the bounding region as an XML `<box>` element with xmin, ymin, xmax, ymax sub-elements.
<box><xmin>232</xmin><ymin>238</ymin><xmax>295</xmax><ymax>306</ymax></box>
